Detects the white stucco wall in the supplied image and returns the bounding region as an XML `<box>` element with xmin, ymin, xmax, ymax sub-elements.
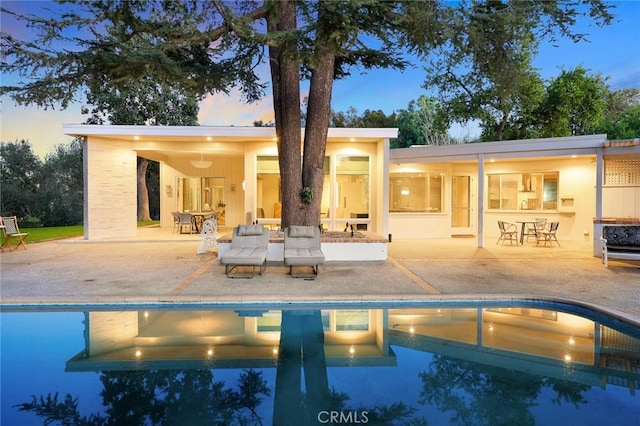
<box><xmin>388</xmin><ymin>157</ymin><xmax>597</xmax><ymax>242</ymax></box>
<box><xmin>84</xmin><ymin>137</ymin><xmax>137</xmax><ymax>239</ymax></box>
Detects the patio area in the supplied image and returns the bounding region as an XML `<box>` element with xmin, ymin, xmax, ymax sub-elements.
<box><xmin>106</xmin><ymin>224</ymin><xmax>596</xmax><ymax>260</ymax></box>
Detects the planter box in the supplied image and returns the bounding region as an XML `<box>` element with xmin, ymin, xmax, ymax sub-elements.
<box><xmin>217</xmin><ymin>231</ymin><xmax>388</xmax><ymax>262</ymax></box>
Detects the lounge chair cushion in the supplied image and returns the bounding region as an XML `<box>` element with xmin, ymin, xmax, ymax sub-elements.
<box><xmin>284</xmin><ymin>247</ymin><xmax>325</xmax><ymax>266</ymax></box>
<box><xmin>288</xmin><ymin>225</ymin><xmax>316</xmax><ymax>238</ymax></box>
<box><xmin>237</xmin><ymin>224</ymin><xmax>264</xmax><ymax>236</ymax></box>
<box><xmin>219</xmin><ymin>225</ymin><xmax>269</xmax><ymax>268</ymax></box>
<box><xmin>220</xmin><ymin>247</ymin><xmax>267</xmax><ymax>265</ymax></box>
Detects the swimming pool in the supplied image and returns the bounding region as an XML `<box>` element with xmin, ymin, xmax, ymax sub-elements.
<box><xmin>2</xmin><ymin>300</ymin><xmax>639</xmax><ymax>425</ymax></box>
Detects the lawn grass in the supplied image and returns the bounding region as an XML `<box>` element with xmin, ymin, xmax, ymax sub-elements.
<box><xmin>21</xmin><ymin>226</ymin><xmax>84</xmax><ymax>243</ymax></box>
<box><xmin>16</xmin><ymin>221</ymin><xmax>160</xmax><ymax>244</ymax></box>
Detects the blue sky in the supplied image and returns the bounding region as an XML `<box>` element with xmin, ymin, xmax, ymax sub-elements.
<box><xmin>1</xmin><ymin>1</ymin><xmax>639</xmax><ymax>158</ymax></box>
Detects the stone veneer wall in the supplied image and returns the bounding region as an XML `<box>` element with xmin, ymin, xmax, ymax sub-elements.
<box><xmin>85</xmin><ymin>137</ymin><xmax>137</xmax><ymax>239</ymax></box>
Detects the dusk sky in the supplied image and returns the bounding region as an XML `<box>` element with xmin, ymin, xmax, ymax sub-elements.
<box><xmin>1</xmin><ymin>1</ymin><xmax>639</xmax><ymax>158</ymax></box>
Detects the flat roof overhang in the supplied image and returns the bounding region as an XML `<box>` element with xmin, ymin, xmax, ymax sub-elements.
<box><xmin>390</xmin><ymin>134</ymin><xmax>616</xmax><ymax>164</ymax></box>
<box><xmin>63</xmin><ymin>124</ymin><xmax>399</xmax><ymax>161</ymax></box>
<box><xmin>63</xmin><ymin>124</ymin><xmax>398</xmax><ymax>142</ymax></box>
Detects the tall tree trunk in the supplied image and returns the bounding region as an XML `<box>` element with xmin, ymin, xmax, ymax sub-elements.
<box><xmin>268</xmin><ymin>0</ymin><xmax>303</xmax><ymax>229</ymax></box>
<box><xmin>303</xmin><ymin>41</ymin><xmax>335</xmax><ymax>226</ymax></box>
<box><xmin>137</xmin><ymin>158</ymin><xmax>151</xmax><ymax>221</ymax></box>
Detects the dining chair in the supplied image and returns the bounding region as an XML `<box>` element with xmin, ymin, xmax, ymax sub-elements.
<box><xmin>171</xmin><ymin>211</ymin><xmax>180</xmax><ymax>233</ymax></box>
<box><xmin>537</xmin><ymin>221</ymin><xmax>560</xmax><ymax>246</ymax></box>
<box><xmin>527</xmin><ymin>218</ymin><xmax>547</xmax><ymax>242</ymax></box>
<box><xmin>497</xmin><ymin>221</ymin><xmax>518</xmax><ymax>245</ymax></box>
<box><xmin>177</xmin><ymin>212</ymin><xmax>196</xmax><ymax>234</ymax></box>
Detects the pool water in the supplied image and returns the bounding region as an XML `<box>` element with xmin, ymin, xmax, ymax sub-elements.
<box><xmin>2</xmin><ymin>302</ymin><xmax>639</xmax><ymax>425</ymax></box>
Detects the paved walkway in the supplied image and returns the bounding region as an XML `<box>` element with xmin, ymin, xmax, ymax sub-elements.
<box><xmin>1</xmin><ymin>227</ymin><xmax>639</xmax><ymax>326</ymax></box>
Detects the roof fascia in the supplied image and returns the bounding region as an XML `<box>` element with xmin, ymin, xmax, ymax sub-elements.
<box><xmin>390</xmin><ymin>134</ymin><xmax>607</xmax><ymax>163</ymax></box>
<box><xmin>62</xmin><ymin>124</ymin><xmax>398</xmax><ymax>140</ymax></box>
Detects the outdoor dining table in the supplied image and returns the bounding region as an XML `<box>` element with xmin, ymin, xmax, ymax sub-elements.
<box><xmin>516</xmin><ymin>220</ymin><xmax>543</xmax><ymax>245</ymax></box>
<box><xmin>189</xmin><ymin>211</ymin><xmax>221</xmax><ymax>233</ymax></box>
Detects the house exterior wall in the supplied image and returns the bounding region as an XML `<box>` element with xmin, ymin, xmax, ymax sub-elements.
<box><xmin>389</xmin><ymin>162</ymin><xmax>455</xmax><ymax>239</ymax></box>
<box><xmin>388</xmin><ymin>157</ymin><xmax>596</xmax><ymax>242</ymax></box>
<box><xmin>84</xmin><ymin>137</ymin><xmax>137</xmax><ymax>239</ymax></box>
<box><xmin>483</xmin><ymin>157</ymin><xmax>596</xmax><ymax>242</ymax></box>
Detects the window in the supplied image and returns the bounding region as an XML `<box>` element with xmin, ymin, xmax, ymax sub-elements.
<box><xmin>320</xmin><ymin>157</ymin><xmax>331</xmax><ymax>219</ymax></box>
<box><xmin>488</xmin><ymin>172</ymin><xmax>558</xmax><ymax>211</ymax></box>
<box><xmin>389</xmin><ymin>173</ymin><xmax>444</xmax><ymax>213</ymax></box>
<box><xmin>256</xmin><ymin>156</ymin><xmax>281</xmax><ymax>219</ymax></box>
<box><xmin>176</xmin><ymin>177</ymin><xmax>224</xmax><ymax>212</ymax></box>
<box><xmin>336</xmin><ymin>156</ymin><xmax>370</xmax><ymax>229</ymax></box>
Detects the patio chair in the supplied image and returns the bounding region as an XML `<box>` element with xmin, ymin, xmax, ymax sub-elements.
<box><xmin>496</xmin><ymin>220</ymin><xmax>518</xmax><ymax>245</ymax></box>
<box><xmin>219</xmin><ymin>224</ymin><xmax>269</xmax><ymax>278</ymax></box>
<box><xmin>284</xmin><ymin>225</ymin><xmax>325</xmax><ymax>279</ymax></box>
<box><xmin>178</xmin><ymin>212</ymin><xmax>196</xmax><ymax>234</ymax></box>
<box><xmin>171</xmin><ymin>211</ymin><xmax>180</xmax><ymax>233</ymax></box>
<box><xmin>1</xmin><ymin>216</ymin><xmax>29</xmax><ymax>251</ymax></box>
<box><xmin>537</xmin><ymin>221</ymin><xmax>560</xmax><ymax>246</ymax></box>
<box><xmin>526</xmin><ymin>218</ymin><xmax>547</xmax><ymax>242</ymax></box>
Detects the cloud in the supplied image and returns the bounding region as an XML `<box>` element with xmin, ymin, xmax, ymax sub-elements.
<box><xmin>198</xmin><ymin>91</ymin><xmax>275</xmax><ymax>126</ymax></box>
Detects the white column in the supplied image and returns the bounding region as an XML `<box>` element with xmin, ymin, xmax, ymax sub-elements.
<box><xmin>593</xmin><ymin>147</ymin><xmax>604</xmax><ymax>256</ymax></box>
<box><xmin>477</xmin><ymin>154</ymin><xmax>485</xmax><ymax>248</ymax></box>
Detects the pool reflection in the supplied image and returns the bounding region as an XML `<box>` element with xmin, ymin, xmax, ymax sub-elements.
<box><xmin>3</xmin><ymin>304</ymin><xmax>640</xmax><ymax>425</ymax></box>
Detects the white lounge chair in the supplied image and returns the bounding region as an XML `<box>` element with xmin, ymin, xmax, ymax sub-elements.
<box><xmin>284</xmin><ymin>225</ymin><xmax>325</xmax><ymax>278</ymax></box>
<box><xmin>219</xmin><ymin>225</ymin><xmax>269</xmax><ymax>278</ymax></box>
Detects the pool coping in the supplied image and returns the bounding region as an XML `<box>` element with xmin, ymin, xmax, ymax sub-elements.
<box><xmin>2</xmin><ymin>294</ymin><xmax>639</xmax><ymax>330</ymax></box>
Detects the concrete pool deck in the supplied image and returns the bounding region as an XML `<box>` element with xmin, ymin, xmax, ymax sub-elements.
<box><xmin>1</xmin><ymin>227</ymin><xmax>639</xmax><ymax>327</ymax></box>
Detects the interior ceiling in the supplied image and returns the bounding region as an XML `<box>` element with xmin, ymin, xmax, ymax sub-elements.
<box><xmin>122</xmin><ymin>134</ymin><xmax>383</xmax><ymax>161</ymax></box>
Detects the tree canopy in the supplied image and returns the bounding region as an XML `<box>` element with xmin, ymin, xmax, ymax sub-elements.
<box><xmin>1</xmin><ymin>0</ymin><xmax>616</xmax><ymax>227</ymax></box>
<box><xmin>0</xmin><ymin>139</ymin><xmax>83</xmax><ymax>227</ymax></box>
<box><xmin>83</xmin><ymin>74</ymin><xmax>200</xmax><ymax>220</ymax></box>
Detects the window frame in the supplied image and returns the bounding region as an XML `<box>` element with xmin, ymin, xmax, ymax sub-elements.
<box><xmin>389</xmin><ymin>172</ymin><xmax>445</xmax><ymax>214</ymax></box>
<box><xmin>487</xmin><ymin>171</ymin><xmax>559</xmax><ymax>211</ymax></box>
